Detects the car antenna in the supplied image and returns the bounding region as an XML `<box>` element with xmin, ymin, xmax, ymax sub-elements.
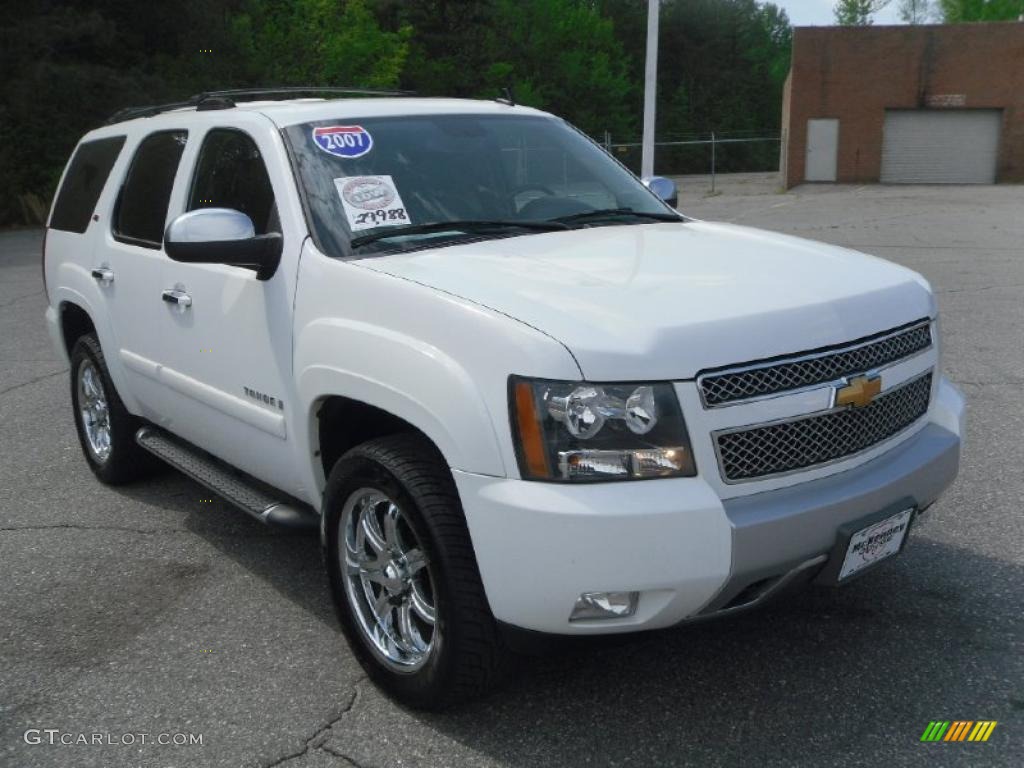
<box><xmin>496</xmin><ymin>85</ymin><xmax>515</xmax><ymax>107</ymax></box>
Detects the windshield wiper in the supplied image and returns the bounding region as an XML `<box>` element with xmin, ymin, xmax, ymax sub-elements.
<box><xmin>550</xmin><ymin>208</ymin><xmax>683</xmax><ymax>226</ymax></box>
<box><xmin>350</xmin><ymin>219</ymin><xmax>569</xmax><ymax>249</ymax></box>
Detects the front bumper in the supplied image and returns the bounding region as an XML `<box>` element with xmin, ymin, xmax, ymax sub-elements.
<box><xmin>455</xmin><ymin>377</ymin><xmax>964</xmax><ymax>635</ymax></box>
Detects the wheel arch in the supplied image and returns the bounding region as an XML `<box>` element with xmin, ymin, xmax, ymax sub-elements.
<box><xmin>59</xmin><ymin>300</ymin><xmax>96</xmax><ymax>357</ymax></box>
<box><xmin>315</xmin><ymin>395</ymin><xmax>438</xmax><ymax>482</ymax></box>
<box><xmin>52</xmin><ymin>290</ymin><xmax>140</xmax><ymax>415</ymax></box>
<box><xmin>298</xmin><ymin>363</ymin><xmax>507</xmax><ymax>497</ymax></box>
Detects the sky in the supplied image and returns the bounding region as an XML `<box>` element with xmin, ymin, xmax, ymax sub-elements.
<box><xmin>775</xmin><ymin>0</ymin><xmax>902</xmax><ymax>26</ymax></box>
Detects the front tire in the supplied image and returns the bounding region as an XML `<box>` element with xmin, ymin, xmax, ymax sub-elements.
<box><xmin>324</xmin><ymin>434</ymin><xmax>507</xmax><ymax>709</ymax></box>
<box><xmin>69</xmin><ymin>333</ymin><xmax>156</xmax><ymax>484</ymax></box>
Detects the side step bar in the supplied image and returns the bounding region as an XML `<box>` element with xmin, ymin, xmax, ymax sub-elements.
<box><xmin>136</xmin><ymin>426</ymin><xmax>318</xmax><ymax>531</ymax></box>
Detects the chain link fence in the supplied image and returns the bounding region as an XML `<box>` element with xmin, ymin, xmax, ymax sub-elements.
<box><xmin>599</xmin><ymin>130</ymin><xmax>781</xmax><ymax>191</ymax></box>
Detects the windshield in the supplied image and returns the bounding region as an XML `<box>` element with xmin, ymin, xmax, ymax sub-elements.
<box><xmin>282</xmin><ymin>114</ymin><xmax>678</xmax><ymax>257</ymax></box>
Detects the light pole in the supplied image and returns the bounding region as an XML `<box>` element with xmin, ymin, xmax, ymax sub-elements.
<box><xmin>641</xmin><ymin>0</ymin><xmax>660</xmax><ymax>179</ymax></box>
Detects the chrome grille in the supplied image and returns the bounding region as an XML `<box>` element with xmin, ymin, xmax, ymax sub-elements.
<box><xmin>699</xmin><ymin>322</ymin><xmax>932</xmax><ymax>407</ymax></box>
<box><xmin>715</xmin><ymin>373</ymin><xmax>932</xmax><ymax>482</ymax></box>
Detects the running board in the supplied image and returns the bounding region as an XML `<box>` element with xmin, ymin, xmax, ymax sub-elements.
<box><xmin>135</xmin><ymin>426</ymin><xmax>318</xmax><ymax>531</ymax></box>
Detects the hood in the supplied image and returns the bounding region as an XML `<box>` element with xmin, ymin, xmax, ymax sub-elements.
<box><xmin>358</xmin><ymin>221</ymin><xmax>935</xmax><ymax>380</ymax></box>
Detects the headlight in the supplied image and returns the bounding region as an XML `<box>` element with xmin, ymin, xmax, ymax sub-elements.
<box><xmin>509</xmin><ymin>377</ymin><xmax>697</xmax><ymax>482</ymax></box>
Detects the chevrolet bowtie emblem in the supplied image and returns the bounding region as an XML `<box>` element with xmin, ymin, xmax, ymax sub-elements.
<box><xmin>834</xmin><ymin>375</ymin><xmax>882</xmax><ymax>408</ymax></box>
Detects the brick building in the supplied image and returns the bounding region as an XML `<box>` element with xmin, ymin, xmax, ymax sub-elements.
<box><xmin>781</xmin><ymin>22</ymin><xmax>1024</xmax><ymax>187</ymax></box>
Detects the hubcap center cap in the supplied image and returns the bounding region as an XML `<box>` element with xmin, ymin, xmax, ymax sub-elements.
<box><xmin>382</xmin><ymin>557</ymin><xmax>411</xmax><ymax>594</ymax></box>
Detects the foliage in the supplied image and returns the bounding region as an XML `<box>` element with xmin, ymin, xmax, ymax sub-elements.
<box><xmin>898</xmin><ymin>0</ymin><xmax>935</xmax><ymax>22</ymax></box>
<box><xmin>0</xmin><ymin>0</ymin><xmax>794</xmax><ymax>225</ymax></box>
<box><xmin>231</xmin><ymin>0</ymin><xmax>411</xmax><ymax>88</ymax></box>
<box><xmin>482</xmin><ymin>0</ymin><xmax>638</xmax><ymax>136</ymax></box>
<box><xmin>378</xmin><ymin>0</ymin><xmax>637</xmax><ymax>136</ymax></box>
<box><xmin>376</xmin><ymin>1</ymin><xmax>501</xmax><ymax>97</ymax></box>
<box><xmin>834</xmin><ymin>0</ymin><xmax>891</xmax><ymax>24</ymax></box>
<box><xmin>937</xmin><ymin>0</ymin><xmax>1024</xmax><ymax>21</ymax></box>
<box><xmin>598</xmin><ymin>0</ymin><xmax>790</xmax><ymax>172</ymax></box>
<box><xmin>0</xmin><ymin>3</ymin><xmax>178</xmax><ymax>227</ymax></box>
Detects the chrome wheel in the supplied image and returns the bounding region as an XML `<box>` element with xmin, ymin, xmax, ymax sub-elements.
<box><xmin>77</xmin><ymin>360</ymin><xmax>112</xmax><ymax>463</ymax></box>
<box><xmin>339</xmin><ymin>488</ymin><xmax>437</xmax><ymax>673</ymax></box>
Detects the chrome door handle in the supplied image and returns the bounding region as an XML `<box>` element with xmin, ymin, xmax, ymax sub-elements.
<box><xmin>90</xmin><ymin>267</ymin><xmax>114</xmax><ymax>285</ymax></box>
<box><xmin>161</xmin><ymin>289</ymin><xmax>192</xmax><ymax>308</ymax></box>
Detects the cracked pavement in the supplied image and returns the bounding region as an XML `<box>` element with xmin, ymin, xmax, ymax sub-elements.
<box><xmin>1</xmin><ymin>181</ymin><xmax>1022</xmax><ymax>767</ymax></box>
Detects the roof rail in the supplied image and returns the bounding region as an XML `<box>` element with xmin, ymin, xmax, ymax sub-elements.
<box><xmin>105</xmin><ymin>99</ymin><xmax>203</xmax><ymax>125</ymax></box>
<box><xmin>197</xmin><ymin>86</ymin><xmax>416</xmax><ymax>100</ymax></box>
<box><xmin>105</xmin><ymin>86</ymin><xmax>416</xmax><ymax>125</ymax></box>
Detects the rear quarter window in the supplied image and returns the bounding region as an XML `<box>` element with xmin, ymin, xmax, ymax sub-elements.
<box><xmin>49</xmin><ymin>136</ymin><xmax>126</xmax><ymax>233</ymax></box>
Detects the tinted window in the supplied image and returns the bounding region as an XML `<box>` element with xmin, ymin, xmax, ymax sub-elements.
<box><xmin>188</xmin><ymin>129</ymin><xmax>277</xmax><ymax>234</ymax></box>
<box><xmin>50</xmin><ymin>136</ymin><xmax>126</xmax><ymax>233</ymax></box>
<box><xmin>115</xmin><ymin>130</ymin><xmax>187</xmax><ymax>246</ymax></box>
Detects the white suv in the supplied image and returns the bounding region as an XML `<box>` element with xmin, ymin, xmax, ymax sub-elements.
<box><xmin>43</xmin><ymin>89</ymin><xmax>965</xmax><ymax>708</ymax></box>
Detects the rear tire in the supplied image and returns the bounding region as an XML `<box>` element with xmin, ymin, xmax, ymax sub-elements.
<box><xmin>324</xmin><ymin>433</ymin><xmax>508</xmax><ymax>709</ymax></box>
<box><xmin>69</xmin><ymin>333</ymin><xmax>157</xmax><ymax>484</ymax></box>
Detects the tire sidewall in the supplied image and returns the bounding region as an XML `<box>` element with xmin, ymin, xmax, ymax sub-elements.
<box><xmin>324</xmin><ymin>453</ymin><xmax>458</xmax><ymax>707</ymax></box>
<box><xmin>70</xmin><ymin>337</ymin><xmax>114</xmax><ymax>476</ymax></box>
<box><xmin>69</xmin><ymin>334</ymin><xmax>150</xmax><ymax>484</ymax></box>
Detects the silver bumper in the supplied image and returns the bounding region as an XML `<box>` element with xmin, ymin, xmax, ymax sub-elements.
<box><xmin>699</xmin><ymin>421</ymin><xmax>961</xmax><ymax>614</ymax></box>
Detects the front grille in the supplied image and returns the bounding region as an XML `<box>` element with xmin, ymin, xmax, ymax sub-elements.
<box><xmin>715</xmin><ymin>372</ymin><xmax>932</xmax><ymax>482</ymax></box>
<box><xmin>699</xmin><ymin>322</ymin><xmax>932</xmax><ymax>407</ymax></box>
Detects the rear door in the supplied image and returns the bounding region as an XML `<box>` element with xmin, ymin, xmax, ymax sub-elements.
<box><xmin>100</xmin><ymin>129</ymin><xmax>190</xmax><ymax>417</ymax></box>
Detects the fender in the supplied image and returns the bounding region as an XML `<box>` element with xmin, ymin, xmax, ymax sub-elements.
<box><xmin>296</xmin><ymin>317</ymin><xmax>506</xmax><ymax>480</ymax></box>
<box><xmin>291</xmin><ymin>242</ymin><xmax>583</xmax><ymax>500</ymax></box>
<box><xmin>50</xmin><ymin>274</ymin><xmax>141</xmax><ymax>415</ymax></box>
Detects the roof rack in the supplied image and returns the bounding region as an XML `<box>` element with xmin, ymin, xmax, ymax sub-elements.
<box><xmin>106</xmin><ymin>99</ymin><xmax>203</xmax><ymax>125</ymax></box>
<box><xmin>105</xmin><ymin>86</ymin><xmax>417</xmax><ymax>125</ymax></box>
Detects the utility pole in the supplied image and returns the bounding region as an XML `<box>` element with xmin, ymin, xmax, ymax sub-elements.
<box><xmin>641</xmin><ymin>0</ymin><xmax>659</xmax><ymax>179</ymax></box>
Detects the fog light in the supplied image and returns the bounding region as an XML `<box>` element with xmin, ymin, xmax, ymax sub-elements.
<box><xmin>569</xmin><ymin>591</ymin><xmax>639</xmax><ymax>621</ymax></box>
<box><xmin>558</xmin><ymin>447</ymin><xmax>691</xmax><ymax>480</ymax></box>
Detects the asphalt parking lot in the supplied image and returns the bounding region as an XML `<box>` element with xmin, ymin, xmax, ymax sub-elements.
<box><xmin>1</xmin><ymin>178</ymin><xmax>1021</xmax><ymax>768</ymax></box>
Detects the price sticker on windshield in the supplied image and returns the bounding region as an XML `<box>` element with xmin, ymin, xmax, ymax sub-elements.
<box><xmin>334</xmin><ymin>176</ymin><xmax>410</xmax><ymax>232</ymax></box>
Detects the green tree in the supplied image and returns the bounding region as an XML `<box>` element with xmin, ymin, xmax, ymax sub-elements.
<box><xmin>938</xmin><ymin>0</ymin><xmax>1024</xmax><ymax>20</ymax></box>
<box><xmin>231</xmin><ymin>0</ymin><xmax>411</xmax><ymax>88</ymax></box>
<box><xmin>481</xmin><ymin>0</ymin><xmax>638</xmax><ymax>136</ymax></box>
<box><xmin>0</xmin><ymin>2</ymin><xmax>197</xmax><ymax>225</ymax></box>
<box><xmin>376</xmin><ymin>0</ymin><xmax>639</xmax><ymax>135</ymax></box>
<box><xmin>833</xmin><ymin>0</ymin><xmax>888</xmax><ymax>24</ymax></box>
<box><xmin>898</xmin><ymin>0</ymin><xmax>934</xmax><ymax>22</ymax></box>
<box><xmin>377</xmin><ymin>1</ymin><xmax>500</xmax><ymax>97</ymax></box>
<box><xmin>599</xmin><ymin>0</ymin><xmax>790</xmax><ymax>135</ymax></box>
<box><xmin>0</xmin><ymin>0</ymin><xmax>801</xmax><ymax>223</ymax></box>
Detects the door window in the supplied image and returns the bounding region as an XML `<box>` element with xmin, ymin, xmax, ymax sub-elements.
<box><xmin>114</xmin><ymin>130</ymin><xmax>188</xmax><ymax>247</ymax></box>
<box><xmin>188</xmin><ymin>129</ymin><xmax>277</xmax><ymax>234</ymax></box>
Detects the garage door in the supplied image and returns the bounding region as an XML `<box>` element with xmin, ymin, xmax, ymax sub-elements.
<box><xmin>881</xmin><ymin>109</ymin><xmax>1001</xmax><ymax>184</ymax></box>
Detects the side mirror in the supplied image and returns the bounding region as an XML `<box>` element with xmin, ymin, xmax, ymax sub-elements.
<box><xmin>165</xmin><ymin>208</ymin><xmax>282</xmax><ymax>281</ymax></box>
<box><xmin>642</xmin><ymin>176</ymin><xmax>678</xmax><ymax>209</ymax></box>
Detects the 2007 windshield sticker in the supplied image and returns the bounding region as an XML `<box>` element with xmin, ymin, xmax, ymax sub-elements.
<box><xmin>313</xmin><ymin>125</ymin><xmax>373</xmax><ymax>158</ymax></box>
<box><xmin>335</xmin><ymin>176</ymin><xmax>410</xmax><ymax>232</ymax></box>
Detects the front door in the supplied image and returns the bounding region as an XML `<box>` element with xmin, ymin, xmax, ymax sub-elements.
<box><xmin>152</xmin><ymin>124</ymin><xmax>302</xmax><ymax>496</ymax></box>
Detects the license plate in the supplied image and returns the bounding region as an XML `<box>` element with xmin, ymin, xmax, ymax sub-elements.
<box><xmin>838</xmin><ymin>507</ymin><xmax>914</xmax><ymax>581</ymax></box>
